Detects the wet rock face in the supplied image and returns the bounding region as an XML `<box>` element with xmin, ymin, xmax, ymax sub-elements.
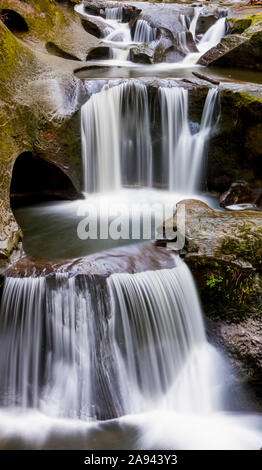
<box><xmin>207</xmin><ymin>86</ymin><xmax>262</xmax><ymax>193</ymax></box>
<box><xmin>81</xmin><ymin>15</ymin><xmax>111</xmax><ymax>38</ymax></box>
<box><xmin>196</xmin><ymin>14</ymin><xmax>218</xmax><ymax>35</ymax></box>
<box><xmin>86</xmin><ymin>46</ymin><xmax>111</xmax><ymax>60</ymax></box>
<box><xmin>212</xmin><ymin>318</ymin><xmax>262</xmax><ymax>382</ymax></box>
<box><xmin>226</xmin><ymin>18</ymin><xmax>252</xmax><ymax>35</ymax></box>
<box><xmin>198</xmin><ymin>22</ymin><xmax>262</xmax><ymax>70</ymax></box>
<box><xmin>0</xmin><ymin>0</ymin><xmax>96</xmax><ymax>260</ymax></box>
<box><xmin>220</xmin><ymin>181</ymin><xmax>262</xmax><ymax>210</ymax></box>
<box><xmin>129</xmin><ymin>37</ymin><xmax>184</xmax><ymax>64</ymax></box>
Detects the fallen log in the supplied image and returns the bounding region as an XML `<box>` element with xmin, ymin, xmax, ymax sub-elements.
<box><xmin>192</xmin><ymin>71</ymin><xmax>220</xmax><ymax>85</ymax></box>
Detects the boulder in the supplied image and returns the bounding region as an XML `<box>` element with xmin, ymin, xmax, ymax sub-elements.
<box><xmin>161</xmin><ymin>199</ymin><xmax>262</xmax><ymax>379</ymax></box>
<box><xmin>198</xmin><ymin>21</ymin><xmax>262</xmax><ymax>70</ymax></box>
<box><xmin>81</xmin><ymin>16</ymin><xmax>113</xmax><ymax>38</ymax></box>
<box><xmin>129</xmin><ymin>43</ymin><xmax>157</xmax><ymax>64</ymax></box>
<box><xmin>162</xmin><ymin>199</ymin><xmax>262</xmax><ymax>313</ymax></box>
<box><xmin>1</xmin><ymin>0</ymin><xmax>99</xmax><ymax>60</ymax></box>
<box><xmin>226</xmin><ymin>17</ymin><xmax>252</xmax><ymax>35</ymax></box>
<box><xmin>220</xmin><ymin>181</ymin><xmax>262</xmax><ymax>210</ymax></box>
<box><xmin>129</xmin><ymin>35</ymin><xmax>184</xmax><ymax>64</ymax></box>
<box><xmin>196</xmin><ymin>14</ymin><xmax>218</xmax><ymax>35</ymax></box>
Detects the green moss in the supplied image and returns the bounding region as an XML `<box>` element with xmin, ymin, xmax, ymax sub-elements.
<box><xmin>220</xmin><ymin>224</ymin><xmax>262</xmax><ymax>271</ymax></box>
<box><xmin>187</xmin><ymin>258</ymin><xmax>259</xmax><ymax>322</ymax></box>
<box><xmin>227</xmin><ymin>18</ymin><xmax>252</xmax><ymax>34</ymax></box>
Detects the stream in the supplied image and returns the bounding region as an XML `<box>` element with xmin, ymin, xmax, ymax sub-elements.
<box><xmin>1</xmin><ymin>0</ymin><xmax>262</xmax><ymax>451</ymax></box>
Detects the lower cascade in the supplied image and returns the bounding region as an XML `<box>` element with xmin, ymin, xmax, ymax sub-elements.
<box><xmin>81</xmin><ymin>81</ymin><xmax>218</xmax><ymax>193</ymax></box>
<box><xmin>0</xmin><ymin>259</ymin><xmax>224</xmax><ymax>419</ymax></box>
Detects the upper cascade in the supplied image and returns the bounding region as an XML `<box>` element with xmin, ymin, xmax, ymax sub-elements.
<box><xmin>81</xmin><ymin>80</ymin><xmax>219</xmax><ymax>194</ymax></box>
<box><xmin>75</xmin><ymin>2</ymin><xmax>227</xmax><ymax>65</ymax></box>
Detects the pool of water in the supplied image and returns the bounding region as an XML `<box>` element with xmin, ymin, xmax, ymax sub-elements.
<box><xmin>13</xmin><ymin>189</ymin><xmax>220</xmax><ymax>260</ymax></box>
<box><xmin>75</xmin><ymin>62</ymin><xmax>262</xmax><ymax>85</ymax></box>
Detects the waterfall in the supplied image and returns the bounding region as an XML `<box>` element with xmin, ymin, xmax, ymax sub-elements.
<box><xmin>81</xmin><ymin>85</ymin><xmax>122</xmax><ymax>193</ymax></box>
<box><xmin>102</xmin><ymin>6</ymin><xmax>131</xmax><ymax>61</ymax></box>
<box><xmin>159</xmin><ymin>86</ymin><xmax>218</xmax><ymax>192</ymax></box>
<box><xmin>0</xmin><ymin>274</ymin><xmax>123</xmax><ymax>420</ymax></box>
<box><xmin>133</xmin><ymin>20</ymin><xmax>157</xmax><ymax>43</ymax></box>
<box><xmin>81</xmin><ymin>82</ymin><xmax>218</xmax><ymax>193</ymax></box>
<box><xmin>0</xmin><ymin>259</ymin><xmax>225</xmax><ymax>420</ymax></box>
<box><xmin>180</xmin><ymin>14</ymin><xmax>189</xmax><ymax>30</ymax></box>
<box><xmin>183</xmin><ymin>17</ymin><xmax>226</xmax><ymax>66</ymax></box>
<box><xmin>189</xmin><ymin>7</ymin><xmax>203</xmax><ymax>40</ymax></box>
<box><xmin>199</xmin><ymin>17</ymin><xmax>226</xmax><ymax>48</ymax></box>
<box><xmin>108</xmin><ymin>260</ymin><xmax>223</xmax><ymax>414</ymax></box>
<box><xmin>105</xmin><ymin>7</ymin><xmax>123</xmax><ymax>21</ymax></box>
<box><xmin>177</xmin><ymin>31</ymin><xmax>189</xmax><ymax>54</ymax></box>
<box><xmin>81</xmin><ymin>81</ymin><xmax>152</xmax><ymax>193</ymax></box>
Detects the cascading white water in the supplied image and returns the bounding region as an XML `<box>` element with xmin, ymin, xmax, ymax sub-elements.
<box><xmin>81</xmin><ymin>82</ymin><xmax>218</xmax><ymax>193</ymax></box>
<box><xmin>75</xmin><ymin>3</ymin><xmax>227</xmax><ymax>66</ymax></box>
<box><xmin>183</xmin><ymin>17</ymin><xmax>226</xmax><ymax>66</ymax></box>
<box><xmin>177</xmin><ymin>31</ymin><xmax>189</xmax><ymax>54</ymax></box>
<box><xmin>105</xmin><ymin>6</ymin><xmax>123</xmax><ymax>21</ymax></box>
<box><xmin>101</xmin><ymin>6</ymin><xmax>132</xmax><ymax>61</ymax></box>
<box><xmin>81</xmin><ymin>81</ymin><xmax>152</xmax><ymax>193</ymax></box>
<box><xmin>133</xmin><ymin>19</ymin><xmax>157</xmax><ymax>43</ymax></box>
<box><xmin>0</xmin><ymin>258</ymin><xmax>226</xmax><ymax>420</ymax></box>
<box><xmin>200</xmin><ymin>17</ymin><xmax>227</xmax><ymax>45</ymax></box>
<box><xmin>0</xmin><ymin>274</ymin><xmax>123</xmax><ymax>420</ymax></box>
<box><xmin>108</xmin><ymin>260</ymin><xmax>224</xmax><ymax>415</ymax></box>
<box><xmin>81</xmin><ymin>85</ymin><xmax>121</xmax><ymax>193</ymax></box>
<box><xmin>180</xmin><ymin>14</ymin><xmax>189</xmax><ymax>30</ymax></box>
<box><xmin>160</xmin><ymin>86</ymin><xmax>218</xmax><ymax>192</ymax></box>
<box><xmin>189</xmin><ymin>6</ymin><xmax>203</xmax><ymax>41</ymax></box>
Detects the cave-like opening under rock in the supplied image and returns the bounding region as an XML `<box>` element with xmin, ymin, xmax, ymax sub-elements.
<box><xmin>1</xmin><ymin>9</ymin><xmax>29</xmax><ymax>34</ymax></box>
<box><xmin>10</xmin><ymin>152</ymin><xmax>79</xmax><ymax>208</ymax></box>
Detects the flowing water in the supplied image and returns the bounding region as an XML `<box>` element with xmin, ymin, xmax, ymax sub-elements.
<box><xmin>75</xmin><ymin>2</ymin><xmax>226</xmax><ymax>68</ymax></box>
<box><xmin>160</xmin><ymin>86</ymin><xmax>218</xmax><ymax>191</ymax></box>
<box><xmin>133</xmin><ymin>20</ymin><xmax>157</xmax><ymax>43</ymax></box>
<box><xmin>81</xmin><ymin>80</ymin><xmax>218</xmax><ymax>193</ymax></box>
<box><xmin>2</xmin><ymin>0</ymin><xmax>262</xmax><ymax>451</ymax></box>
<box><xmin>1</xmin><ymin>259</ymin><xmax>223</xmax><ymax>418</ymax></box>
<box><xmin>0</xmin><ymin>260</ymin><xmax>262</xmax><ymax>449</ymax></box>
<box><xmin>183</xmin><ymin>17</ymin><xmax>227</xmax><ymax>66</ymax></box>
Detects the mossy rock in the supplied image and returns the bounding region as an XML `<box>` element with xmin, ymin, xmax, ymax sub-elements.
<box><xmin>207</xmin><ymin>87</ymin><xmax>262</xmax><ymax>192</ymax></box>
<box><xmin>227</xmin><ymin>18</ymin><xmax>252</xmax><ymax>35</ymax></box>
<box><xmin>198</xmin><ymin>20</ymin><xmax>262</xmax><ymax>70</ymax></box>
<box><xmin>0</xmin><ymin>1</ymin><xmax>96</xmax><ymax>259</ymax></box>
<box><xmin>0</xmin><ymin>0</ymin><xmax>99</xmax><ymax>60</ymax></box>
<box><xmin>163</xmin><ymin>199</ymin><xmax>262</xmax><ymax>320</ymax></box>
